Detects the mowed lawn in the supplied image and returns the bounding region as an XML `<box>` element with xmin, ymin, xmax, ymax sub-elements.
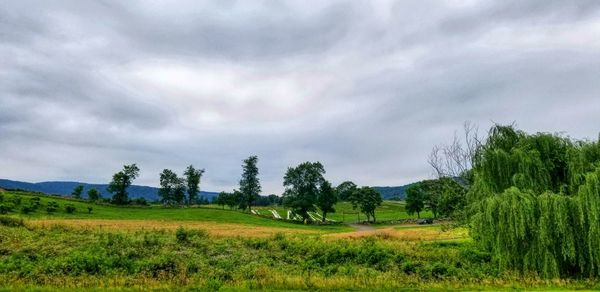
<box><xmin>253</xmin><ymin>201</ymin><xmax>433</xmax><ymax>223</ymax></box>
<box><xmin>2</xmin><ymin>192</ymin><xmax>352</xmax><ymax>235</ymax></box>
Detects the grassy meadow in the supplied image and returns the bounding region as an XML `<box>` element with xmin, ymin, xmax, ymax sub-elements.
<box><xmin>1</xmin><ymin>190</ymin><xmax>598</xmax><ymax>290</ymax></box>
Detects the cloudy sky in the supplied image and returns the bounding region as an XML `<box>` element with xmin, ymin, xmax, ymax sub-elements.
<box><xmin>1</xmin><ymin>0</ymin><xmax>599</xmax><ymax>194</ymax></box>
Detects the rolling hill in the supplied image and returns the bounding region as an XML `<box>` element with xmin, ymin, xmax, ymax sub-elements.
<box><xmin>0</xmin><ymin>179</ymin><xmax>218</xmax><ymax>201</ymax></box>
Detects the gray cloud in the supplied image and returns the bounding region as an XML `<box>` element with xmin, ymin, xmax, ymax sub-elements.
<box><xmin>1</xmin><ymin>0</ymin><xmax>600</xmax><ymax>194</ymax></box>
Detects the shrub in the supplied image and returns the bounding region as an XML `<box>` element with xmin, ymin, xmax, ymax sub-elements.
<box><xmin>9</xmin><ymin>196</ymin><xmax>22</xmax><ymax>206</ymax></box>
<box><xmin>87</xmin><ymin>206</ymin><xmax>93</xmax><ymax>214</ymax></box>
<box><xmin>21</xmin><ymin>205</ymin><xmax>34</xmax><ymax>214</ymax></box>
<box><xmin>46</xmin><ymin>201</ymin><xmax>59</xmax><ymax>213</ymax></box>
<box><xmin>176</xmin><ymin>226</ymin><xmax>188</xmax><ymax>242</ymax></box>
<box><xmin>0</xmin><ymin>203</ymin><xmax>13</xmax><ymax>214</ymax></box>
<box><xmin>0</xmin><ymin>193</ymin><xmax>3</xmax><ymax>202</ymax></box>
<box><xmin>29</xmin><ymin>197</ymin><xmax>41</xmax><ymax>210</ymax></box>
<box><xmin>133</xmin><ymin>197</ymin><xmax>149</xmax><ymax>206</ymax></box>
<box><xmin>65</xmin><ymin>204</ymin><xmax>76</xmax><ymax>214</ymax></box>
<box><xmin>0</xmin><ymin>216</ymin><xmax>24</xmax><ymax>227</ymax></box>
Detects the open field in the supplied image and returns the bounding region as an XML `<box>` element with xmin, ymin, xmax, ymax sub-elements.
<box><xmin>1</xmin><ymin>191</ymin><xmax>598</xmax><ymax>290</ymax></box>
<box><xmin>2</xmin><ymin>216</ymin><xmax>597</xmax><ymax>290</ymax></box>
<box><xmin>251</xmin><ymin>201</ymin><xmax>434</xmax><ymax>223</ymax></box>
<box><xmin>1</xmin><ymin>191</ymin><xmax>351</xmax><ymax>233</ymax></box>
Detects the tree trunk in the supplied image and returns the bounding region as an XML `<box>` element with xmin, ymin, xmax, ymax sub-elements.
<box><xmin>322</xmin><ymin>211</ymin><xmax>327</xmax><ymax>222</ymax></box>
<box><xmin>417</xmin><ymin>211</ymin><xmax>420</xmax><ymax>219</ymax></box>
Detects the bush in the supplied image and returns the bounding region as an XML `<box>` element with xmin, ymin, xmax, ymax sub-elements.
<box><xmin>29</xmin><ymin>197</ymin><xmax>41</xmax><ymax>209</ymax></box>
<box><xmin>0</xmin><ymin>193</ymin><xmax>3</xmax><ymax>202</ymax></box>
<box><xmin>9</xmin><ymin>196</ymin><xmax>22</xmax><ymax>206</ymax></box>
<box><xmin>0</xmin><ymin>203</ymin><xmax>13</xmax><ymax>214</ymax></box>
<box><xmin>87</xmin><ymin>206</ymin><xmax>93</xmax><ymax>214</ymax></box>
<box><xmin>0</xmin><ymin>216</ymin><xmax>24</xmax><ymax>227</ymax></box>
<box><xmin>132</xmin><ymin>197</ymin><xmax>149</xmax><ymax>206</ymax></box>
<box><xmin>176</xmin><ymin>226</ymin><xmax>188</xmax><ymax>242</ymax></box>
<box><xmin>21</xmin><ymin>205</ymin><xmax>34</xmax><ymax>214</ymax></box>
<box><xmin>46</xmin><ymin>201</ymin><xmax>59</xmax><ymax>213</ymax></box>
<box><xmin>65</xmin><ymin>204</ymin><xmax>76</xmax><ymax>214</ymax></box>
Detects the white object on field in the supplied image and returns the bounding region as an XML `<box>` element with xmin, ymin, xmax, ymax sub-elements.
<box><xmin>270</xmin><ymin>209</ymin><xmax>282</xmax><ymax>219</ymax></box>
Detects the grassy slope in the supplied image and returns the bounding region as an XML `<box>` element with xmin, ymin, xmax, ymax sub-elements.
<box><xmin>2</xmin><ymin>191</ymin><xmax>349</xmax><ymax>232</ymax></box>
<box><xmin>253</xmin><ymin>201</ymin><xmax>434</xmax><ymax>222</ymax></box>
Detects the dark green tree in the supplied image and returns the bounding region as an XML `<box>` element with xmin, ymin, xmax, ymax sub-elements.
<box><xmin>184</xmin><ymin>165</ymin><xmax>205</xmax><ymax>206</ymax></box>
<box><xmin>316</xmin><ymin>180</ymin><xmax>337</xmax><ymax>222</ymax></box>
<box><xmin>467</xmin><ymin>124</ymin><xmax>600</xmax><ymax>278</ymax></box>
<box><xmin>158</xmin><ymin>169</ymin><xmax>186</xmax><ymax>206</ymax></box>
<box><xmin>107</xmin><ymin>164</ymin><xmax>140</xmax><ymax>205</ymax></box>
<box><xmin>87</xmin><ymin>188</ymin><xmax>100</xmax><ymax>202</ymax></box>
<box><xmin>405</xmin><ymin>184</ymin><xmax>425</xmax><ymax>218</ymax></box>
<box><xmin>349</xmin><ymin>186</ymin><xmax>382</xmax><ymax>223</ymax></box>
<box><xmin>239</xmin><ymin>156</ymin><xmax>261</xmax><ymax>212</ymax></box>
<box><xmin>71</xmin><ymin>185</ymin><xmax>84</xmax><ymax>199</ymax></box>
<box><xmin>335</xmin><ymin>181</ymin><xmax>357</xmax><ymax>201</ymax></box>
<box><xmin>282</xmin><ymin>161</ymin><xmax>326</xmax><ymax>221</ymax></box>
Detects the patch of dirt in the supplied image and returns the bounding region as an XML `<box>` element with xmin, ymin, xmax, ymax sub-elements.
<box><xmin>0</xmin><ymin>188</ymin><xmax>5</xmax><ymax>192</ymax></box>
<box><xmin>348</xmin><ymin>223</ymin><xmax>376</xmax><ymax>232</ymax></box>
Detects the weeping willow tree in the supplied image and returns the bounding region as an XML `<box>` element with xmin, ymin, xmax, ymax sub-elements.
<box><xmin>469</xmin><ymin>125</ymin><xmax>600</xmax><ymax>278</ymax></box>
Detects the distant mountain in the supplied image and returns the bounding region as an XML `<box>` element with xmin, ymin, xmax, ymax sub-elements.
<box><xmin>373</xmin><ymin>183</ymin><xmax>417</xmax><ymax>200</ymax></box>
<box><xmin>0</xmin><ymin>179</ymin><xmax>219</xmax><ymax>201</ymax></box>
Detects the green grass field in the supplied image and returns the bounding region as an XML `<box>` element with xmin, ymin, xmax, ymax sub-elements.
<box><xmin>1</xmin><ymin>191</ymin><xmax>350</xmax><ymax>232</ymax></box>
<box><xmin>1</xmin><ymin>190</ymin><xmax>597</xmax><ymax>290</ymax></box>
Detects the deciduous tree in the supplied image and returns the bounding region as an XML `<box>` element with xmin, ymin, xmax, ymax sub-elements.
<box><xmin>239</xmin><ymin>156</ymin><xmax>261</xmax><ymax>212</ymax></box>
<box><xmin>107</xmin><ymin>164</ymin><xmax>140</xmax><ymax>205</ymax></box>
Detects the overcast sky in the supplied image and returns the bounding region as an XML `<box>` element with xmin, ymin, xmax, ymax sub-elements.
<box><xmin>1</xmin><ymin>0</ymin><xmax>599</xmax><ymax>194</ymax></box>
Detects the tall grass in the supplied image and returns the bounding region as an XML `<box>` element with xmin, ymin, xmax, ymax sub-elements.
<box><xmin>0</xmin><ymin>223</ymin><xmax>597</xmax><ymax>290</ymax></box>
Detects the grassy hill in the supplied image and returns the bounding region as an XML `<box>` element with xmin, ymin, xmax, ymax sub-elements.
<box><xmin>0</xmin><ymin>179</ymin><xmax>218</xmax><ymax>201</ymax></box>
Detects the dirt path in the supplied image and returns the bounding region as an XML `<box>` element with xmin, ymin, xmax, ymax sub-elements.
<box><xmin>348</xmin><ymin>223</ymin><xmax>376</xmax><ymax>231</ymax></box>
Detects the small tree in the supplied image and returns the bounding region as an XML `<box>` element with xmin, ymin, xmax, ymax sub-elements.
<box><xmin>46</xmin><ymin>201</ymin><xmax>59</xmax><ymax>214</ymax></box>
<box><xmin>215</xmin><ymin>192</ymin><xmax>227</xmax><ymax>209</ymax></box>
<box><xmin>65</xmin><ymin>204</ymin><xmax>76</xmax><ymax>214</ymax></box>
<box><xmin>159</xmin><ymin>169</ymin><xmax>186</xmax><ymax>206</ymax></box>
<box><xmin>184</xmin><ymin>165</ymin><xmax>205</xmax><ymax>206</ymax></box>
<box><xmin>87</xmin><ymin>188</ymin><xmax>100</xmax><ymax>202</ymax></box>
<box><xmin>107</xmin><ymin>164</ymin><xmax>140</xmax><ymax>205</ymax></box>
<box><xmin>239</xmin><ymin>156</ymin><xmax>261</xmax><ymax>212</ymax></box>
<box><xmin>71</xmin><ymin>185</ymin><xmax>84</xmax><ymax>199</ymax></box>
<box><xmin>405</xmin><ymin>184</ymin><xmax>425</xmax><ymax>218</ymax></box>
<box><xmin>336</xmin><ymin>181</ymin><xmax>357</xmax><ymax>201</ymax></box>
<box><xmin>349</xmin><ymin>187</ymin><xmax>382</xmax><ymax>223</ymax></box>
<box><xmin>316</xmin><ymin>180</ymin><xmax>337</xmax><ymax>222</ymax></box>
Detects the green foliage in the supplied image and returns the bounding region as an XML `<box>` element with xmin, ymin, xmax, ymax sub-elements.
<box><xmin>349</xmin><ymin>187</ymin><xmax>382</xmax><ymax>223</ymax></box>
<box><xmin>336</xmin><ymin>181</ymin><xmax>357</xmax><ymax>201</ymax></box>
<box><xmin>71</xmin><ymin>185</ymin><xmax>84</xmax><ymax>199</ymax></box>
<box><xmin>87</xmin><ymin>188</ymin><xmax>100</xmax><ymax>202</ymax></box>
<box><xmin>46</xmin><ymin>201</ymin><xmax>59</xmax><ymax>213</ymax></box>
<box><xmin>65</xmin><ymin>204</ymin><xmax>76</xmax><ymax>214</ymax></box>
<box><xmin>0</xmin><ymin>216</ymin><xmax>24</xmax><ymax>227</ymax></box>
<box><xmin>0</xmin><ymin>204</ymin><xmax>12</xmax><ymax>214</ymax></box>
<box><xmin>405</xmin><ymin>184</ymin><xmax>425</xmax><ymax>218</ymax></box>
<box><xmin>183</xmin><ymin>165</ymin><xmax>205</xmax><ymax>205</ymax></box>
<box><xmin>282</xmin><ymin>161</ymin><xmax>326</xmax><ymax>221</ymax></box>
<box><xmin>216</xmin><ymin>191</ymin><xmax>240</xmax><ymax>209</ymax></box>
<box><xmin>239</xmin><ymin>156</ymin><xmax>261</xmax><ymax>211</ymax></box>
<box><xmin>469</xmin><ymin>125</ymin><xmax>600</xmax><ymax>278</ymax></box>
<box><xmin>158</xmin><ymin>169</ymin><xmax>186</xmax><ymax>206</ymax></box>
<box><xmin>176</xmin><ymin>226</ymin><xmax>188</xmax><ymax>242</ymax></box>
<box><xmin>316</xmin><ymin>180</ymin><xmax>338</xmax><ymax>222</ymax></box>
<box><xmin>108</xmin><ymin>164</ymin><xmax>140</xmax><ymax>205</ymax></box>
